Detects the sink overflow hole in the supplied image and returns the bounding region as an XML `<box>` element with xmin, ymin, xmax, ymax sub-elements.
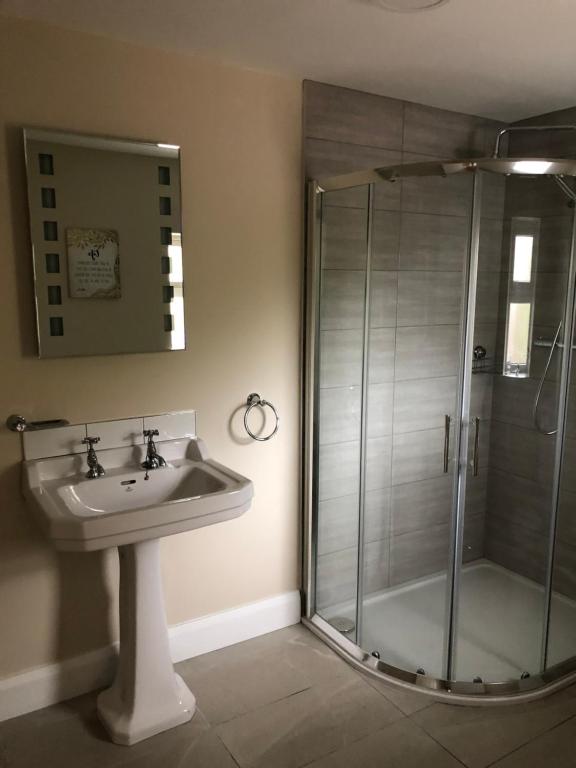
<box><xmin>120</xmin><ymin>480</ymin><xmax>137</xmax><ymax>486</ymax></box>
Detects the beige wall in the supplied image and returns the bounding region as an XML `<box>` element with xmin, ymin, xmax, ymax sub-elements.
<box><xmin>0</xmin><ymin>16</ymin><xmax>302</xmax><ymax>678</ymax></box>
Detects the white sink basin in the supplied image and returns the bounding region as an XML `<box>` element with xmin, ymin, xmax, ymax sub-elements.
<box><xmin>22</xmin><ymin>435</ymin><xmax>253</xmax><ymax>746</ymax></box>
<box><xmin>24</xmin><ymin>437</ymin><xmax>253</xmax><ymax>550</ymax></box>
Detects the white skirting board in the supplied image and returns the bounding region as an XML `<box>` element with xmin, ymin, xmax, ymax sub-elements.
<box><xmin>0</xmin><ymin>590</ymin><xmax>301</xmax><ymax>723</ymax></box>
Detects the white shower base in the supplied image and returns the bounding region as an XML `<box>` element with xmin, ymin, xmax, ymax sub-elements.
<box><xmin>323</xmin><ymin>560</ymin><xmax>576</xmax><ymax>682</ymax></box>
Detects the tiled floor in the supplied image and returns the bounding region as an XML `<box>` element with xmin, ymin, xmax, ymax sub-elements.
<box><xmin>3</xmin><ymin>624</ymin><xmax>576</xmax><ymax>767</ymax></box>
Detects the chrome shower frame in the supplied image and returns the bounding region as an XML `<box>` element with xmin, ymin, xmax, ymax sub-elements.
<box><xmin>302</xmin><ymin>156</ymin><xmax>576</xmax><ymax>703</ymax></box>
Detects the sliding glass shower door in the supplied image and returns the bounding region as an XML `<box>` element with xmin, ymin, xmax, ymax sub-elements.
<box><xmin>314</xmin><ymin>171</ymin><xmax>475</xmax><ymax>679</ymax></box>
<box><xmin>307</xmin><ymin>157</ymin><xmax>576</xmax><ymax>695</ymax></box>
<box><xmin>314</xmin><ymin>184</ymin><xmax>370</xmax><ymax>643</ymax></box>
<box><xmin>454</xmin><ymin>172</ymin><xmax>576</xmax><ymax>682</ymax></box>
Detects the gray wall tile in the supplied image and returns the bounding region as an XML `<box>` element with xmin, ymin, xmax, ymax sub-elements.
<box><xmin>305</xmin><ymin>138</ymin><xmax>401</xmax><ymax>184</ymax></box>
<box><xmin>556</xmin><ymin>489</ymin><xmax>576</xmax><ymax>546</ymax></box>
<box><xmin>475</xmin><ymin>271</ymin><xmax>501</xmax><ymax>325</ymax></box>
<box><xmin>505</xmin><ymin>175</ymin><xmax>568</xmax><ymax>219</ymax></box>
<box><xmin>492</xmin><ymin>376</ymin><xmax>558</xmax><ymax>431</ymax></box>
<box><xmin>368</xmin><ymin>327</ymin><xmax>396</xmax><ymax>383</ymax></box>
<box><xmin>484</xmin><ymin>515</ymin><xmax>548</xmax><ymax>586</ymax></box>
<box><xmin>393</xmin><ymin>376</ymin><xmax>458</xmax><ymax>434</ymax></box>
<box><xmin>533</xmin><ymin>272</ymin><xmax>567</xmax><ymax>328</ymax></box>
<box><xmin>539</xmin><ymin>215</ymin><xmax>573</xmax><ymax>273</ymax></box>
<box><xmin>465</xmin><ymin>467</ymin><xmax>488</xmax><ymax>518</ymax></box>
<box><xmin>478</xmin><ymin>216</ymin><xmax>505</xmax><ymax>272</ymax></box>
<box><xmin>531</xmin><ymin>327</ymin><xmax>562</xmax><ymax>381</ymax></box>
<box><xmin>392</xmin><ymin>426</ymin><xmax>454</xmax><ymax>486</ymax></box>
<box><xmin>390</xmin><ymin>523</ymin><xmax>450</xmax><ymax>585</ymax></box>
<box><xmin>473</xmin><ymin>322</ymin><xmax>499</xmax><ymax>364</ymax></box>
<box><xmin>316</xmin><ymin>546</ymin><xmax>358</xmax><ymax>609</ymax></box>
<box><xmin>480</xmin><ymin>173</ymin><xmax>506</xmax><ymax>220</ymax></box>
<box><xmin>320</xmin><ymin>269</ymin><xmax>366</xmax><ymax>330</ymax></box>
<box><xmin>552</xmin><ymin>539</ymin><xmax>576</xmax><ymax>600</ymax></box>
<box><xmin>372</xmin><ymin>211</ymin><xmax>401</xmax><ymax>269</ymax></box>
<box><xmin>462</xmin><ymin>514</ymin><xmax>485</xmax><ymax>563</ymax></box>
<box><xmin>489</xmin><ymin>421</ymin><xmax>556</xmax><ymax>487</ymax></box>
<box><xmin>319</xmin><ymin>385</ymin><xmax>362</xmax><ymax>445</ymax></box>
<box><xmin>397</xmin><ymin>271</ymin><xmax>464</xmax><ymax>326</ymax></box>
<box><xmin>320</xmin><ymin>176</ymin><xmax>370</xmax><ymax>210</ymax></box>
<box><xmin>395</xmin><ymin>325</ymin><xmax>461</xmax><ymax>381</ymax></box>
<box><xmin>365</xmin><ymin>487</ymin><xmax>392</xmax><ymax>542</ymax></box>
<box><xmin>399</xmin><ymin>213</ymin><xmax>469</xmax><ymax>271</ymax></box>
<box><xmin>322</xmin><ymin>207</ymin><xmax>368</xmax><ymax>269</ymax></box>
<box><xmin>319</xmin><ymin>440</ymin><xmax>361</xmax><ymax>501</ymax></box>
<box><xmin>370</xmin><ymin>270</ymin><xmax>398</xmax><ymax>327</ymax></box>
<box><xmin>487</xmin><ymin>468</ymin><xmax>551</xmax><ymax>535</ymax></box>
<box><xmin>470</xmin><ymin>374</ymin><xmax>494</xmax><ymax>421</ymax></box>
<box><xmin>401</xmin><ymin>170</ymin><xmax>473</xmax><ymax>217</ymax></box>
<box><xmin>319</xmin><ymin>329</ymin><xmax>364</xmax><ymax>388</ymax></box>
<box><xmin>403</xmin><ymin>101</ymin><xmax>497</xmax><ymax>158</ymax></box>
<box><xmin>391</xmin><ymin>475</ymin><xmax>453</xmax><ymax>535</ymax></box>
<box><xmin>468</xmin><ymin>416</ymin><xmax>491</xmax><ymax>471</ymax></box>
<box><xmin>304</xmin><ymin>81</ymin><xmax>404</xmax><ymax>150</ymax></box>
<box><xmin>367</xmin><ymin>382</ymin><xmax>394</xmax><ymax>438</ymax></box>
<box><xmin>364</xmin><ymin>538</ymin><xmax>390</xmax><ymax>594</ymax></box>
<box><xmin>366</xmin><ymin>436</ymin><xmax>392</xmax><ymax>491</ymax></box>
<box><xmin>560</xmin><ymin>437</ymin><xmax>576</xmax><ymax>494</ymax></box>
<box><xmin>317</xmin><ymin>494</ymin><xmax>360</xmax><ymax>556</ymax></box>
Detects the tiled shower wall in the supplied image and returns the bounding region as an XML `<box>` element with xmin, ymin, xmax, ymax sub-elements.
<box><xmin>485</xmin><ymin>107</ymin><xmax>576</xmax><ymax>599</ymax></box>
<box><xmin>304</xmin><ymin>81</ymin><xmax>503</xmax><ymax>608</ymax></box>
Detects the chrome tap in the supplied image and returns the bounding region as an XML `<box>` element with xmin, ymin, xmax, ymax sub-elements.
<box><xmin>142</xmin><ymin>429</ymin><xmax>166</xmax><ymax>470</ymax></box>
<box><xmin>81</xmin><ymin>436</ymin><xmax>105</xmax><ymax>479</ymax></box>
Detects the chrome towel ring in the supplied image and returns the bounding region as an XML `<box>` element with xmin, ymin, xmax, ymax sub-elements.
<box><xmin>244</xmin><ymin>393</ymin><xmax>279</xmax><ymax>441</ymax></box>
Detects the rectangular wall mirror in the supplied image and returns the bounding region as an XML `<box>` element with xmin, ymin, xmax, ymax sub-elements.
<box><xmin>23</xmin><ymin>128</ymin><xmax>185</xmax><ymax>357</ymax></box>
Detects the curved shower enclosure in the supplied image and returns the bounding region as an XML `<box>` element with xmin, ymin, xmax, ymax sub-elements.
<box><xmin>303</xmin><ymin>127</ymin><xmax>576</xmax><ymax>701</ymax></box>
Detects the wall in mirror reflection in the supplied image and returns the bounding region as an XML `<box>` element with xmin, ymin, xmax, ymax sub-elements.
<box><xmin>24</xmin><ymin>128</ymin><xmax>186</xmax><ymax>357</ymax></box>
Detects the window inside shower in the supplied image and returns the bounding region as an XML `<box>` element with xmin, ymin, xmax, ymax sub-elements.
<box><xmin>503</xmin><ymin>218</ymin><xmax>540</xmax><ymax>378</ymax></box>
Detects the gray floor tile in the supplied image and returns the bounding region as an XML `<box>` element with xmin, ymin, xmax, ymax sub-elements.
<box><xmin>120</xmin><ymin>729</ymin><xmax>239</xmax><ymax>768</ymax></box>
<box><xmin>179</xmin><ymin>626</ymin><xmax>360</xmax><ymax>726</ymax></box>
<box><xmin>304</xmin><ymin>718</ymin><xmax>462</xmax><ymax>768</ymax></box>
<box><xmin>359</xmin><ymin>673</ymin><xmax>436</xmax><ymax>716</ymax></box>
<box><xmin>0</xmin><ymin>692</ymin><xmax>210</xmax><ymax>768</ymax></box>
<box><xmin>412</xmin><ymin>685</ymin><xmax>576</xmax><ymax>768</ymax></box>
<box><xmin>490</xmin><ymin>713</ymin><xmax>576</xmax><ymax>768</ymax></box>
<box><xmin>216</xmin><ymin>675</ymin><xmax>403</xmax><ymax>768</ymax></box>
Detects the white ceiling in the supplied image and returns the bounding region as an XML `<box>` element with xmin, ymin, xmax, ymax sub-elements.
<box><xmin>2</xmin><ymin>0</ymin><xmax>576</xmax><ymax>121</ymax></box>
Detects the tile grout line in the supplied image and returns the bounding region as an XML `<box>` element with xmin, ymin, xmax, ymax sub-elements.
<box><xmin>297</xmin><ymin>717</ymin><xmax>410</xmax><ymax>768</ymax></box>
<box><xmin>482</xmin><ymin>711</ymin><xmax>576</xmax><ymax>768</ymax></box>
<box><xmin>407</xmin><ymin>716</ymin><xmax>470</xmax><ymax>768</ymax></box>
<box><xmin>216</xmin><ymin>731</ymin><xmax>243</xmax><ymax>768</ymax></box>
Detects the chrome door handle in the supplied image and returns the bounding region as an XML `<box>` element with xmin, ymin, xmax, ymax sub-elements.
<box><xmin>473</xmin><ymin>417</ymin><xmax>480</xmax><ymax>477</ymax></box>
<box><xmin>443</xmin><ymin>415</ymin><xmax>451</xmax><ymax>473</ymax></box>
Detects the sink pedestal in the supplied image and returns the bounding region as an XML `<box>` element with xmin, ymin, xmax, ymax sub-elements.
<box><xmin>97</xmin><ymin>539</ymin><xmax>196</xmax><ymax>745</ymax></box>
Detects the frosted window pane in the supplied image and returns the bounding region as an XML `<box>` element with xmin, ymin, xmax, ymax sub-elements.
<box><xmin>513</xmin><ymin>235</ymin><xmax>533</xmax><ymax>283</ymax></box>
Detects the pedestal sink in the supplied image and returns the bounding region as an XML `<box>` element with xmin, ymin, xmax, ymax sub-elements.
<box><xmin>23</xmin><ymin>437</ymin><xmax>253</xmax><ymax>745</ymax></box>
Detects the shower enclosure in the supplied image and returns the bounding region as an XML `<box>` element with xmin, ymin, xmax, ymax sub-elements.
<box><xmin>303</xmin><ymin>128</ymin><xmax>576</xmax><ymax>700</ymax></box>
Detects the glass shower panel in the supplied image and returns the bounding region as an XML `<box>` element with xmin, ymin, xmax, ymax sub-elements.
<box><xmin>314</xmin><ymin>185</ymin><xmax>370</xmax><ymax>642</ymax></box>
<box><xmin>455</xmin><ymin>173</ymin><xmax>572</xmax><ymax>682</ymax></box>
<box><xmin>547</xmin><ymin>227</ymin><xmax>576</xmax><ymax>670</ymax></box>
<box><xmin>358</xmin><ymin>172</ymin><xmax>473</xmax><ymax>679</ymax></box>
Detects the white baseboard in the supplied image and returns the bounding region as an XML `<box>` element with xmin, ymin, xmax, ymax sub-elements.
<box><xmin>0</xmin><ymin>590</ymin><xmax>301</xmax><ymax>723</ymax></box>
